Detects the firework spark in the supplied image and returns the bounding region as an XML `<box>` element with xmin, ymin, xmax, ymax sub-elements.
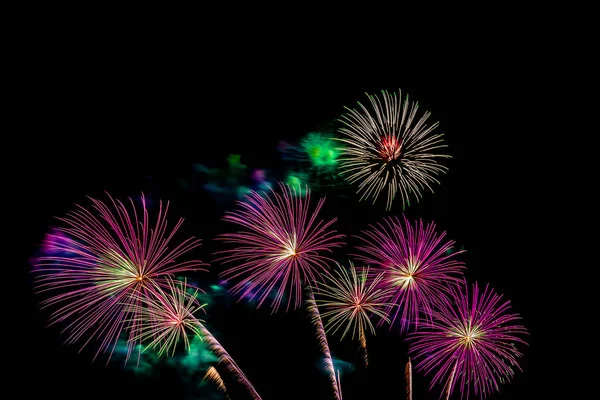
<box><xmin>315</xmin><ymin>263</ymin><xmax>392</xmax><ymax>366</ymax></box>
<box><xmin>203</xmin><ymin>366</ymin><xmax>230</xmax><ymax>399</ymax></box>
<box><xmin>33</xmin><ymin>193</ymin><xmax>206</xmax><ymax>362</ymax></box>
<box><xmin>407</xmin><ymin>281</ymin><xmax>528</xmax><ymax>399</ymax></box>
<box><xmin>353</xmin><ymin>215</ymin><xmax>465</xmax><ymax>332</ymax></box>
<box><xmin>216</xmin><ymin>183</ymin><xmax>344</xmax><ymax>312</ymax></box>
<box><xmin>337</xmin><ymin>89</ymin><xmax>450</xmax><ymax>210</ymax></box>
<box><xmin>306</xmin><ymin>288</ymin><xmax>341</xmax><ymax>400</ymax></box>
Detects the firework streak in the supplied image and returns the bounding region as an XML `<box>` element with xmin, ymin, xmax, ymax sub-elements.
<box><xmin>353</xmin><ymin>215</ymin><xmax>464</xmax><ymax>332</ymax></box>
<box><xmin>337</xmin><ymin>89</ymin><xmax>450</xmax><ymax>210</ymax></box>
<box><xmin>407</xmin><ymin>281</ymin><xmax>528</xmax><ymax>399</ymax></box>
<box><xmin>203</xmin><ymin>366</ymin><xmax>230</xmax><ymax>399</ymax></box>
<box><xmin>199</xmin><ymin>324</ymin><xmax>261</xmax><ymax>399</ymax></box>
<box><xmin>306</xmin><ymin>288</ymin><xmax>341</xmax><ymax>400</ymax></box>
<box><xmin>34</xmin><ymin>194</ymin><xmax>206</xmax><ymax>362</ymax></box>
<box><xmin>217</xmin><ymin>183</ymin><xmax>344</xmax><ymax>312</ymax></box>
<box><xmin>406</xmin><ymin>358</ymin><xmax>412</xmax><ymax>400</ymax></box>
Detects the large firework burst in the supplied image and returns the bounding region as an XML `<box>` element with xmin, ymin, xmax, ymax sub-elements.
<box><xmin>216</xmin><ymin>183</ymin><xmax>344</xmax><ymax>312</ymax></box>
<box><xmin>33</xmin><ymin>194</ymin><xmax>207</xmax><ymax>362</ymax></box>
<box><xmin>407</xmin><ymin>281</ymin><xmax>528</xmax><ymax>399</ymax></box>
<box><xmin>353</xmin><ymin>215</ymin><xmax>464</xmax><ymax>332</ymax></box>
<box><xmin>315</xmin><ymin>262</ymin><xmax>392</xmax><ymax>366</ymax></box>
<box><xmin>337</xmin><ymin>89</ymin><xmax>449</xmax><ymax>210</ymax></box>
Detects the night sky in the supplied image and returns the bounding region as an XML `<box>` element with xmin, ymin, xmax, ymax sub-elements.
<box><xmin>17</xmin><ymin>33</ymin><xmax>551</xmax><ymax>399</ymax></box>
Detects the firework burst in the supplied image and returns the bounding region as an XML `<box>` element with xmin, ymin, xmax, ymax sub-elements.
<box><xmin>337</xmin><ymin>89</ymin><xmax>450</xmax><ymax>210</ymax></box>
<box><xmin>216</xmin><ymin>183</ymin><xmax>344</xmax><ymax>312</ymax></box>
<box><xmin>353</xmin><ymin>215</ymin><xmax>464</xmax><ymax>332</ymax></box>
<box><xmin>129</xmin><ymin>278</ymin><xmax>205</xmax><ymax>357</ymax></box>
<box><xmin>315</xmin><ymin>263</ymin><xmax>392</xmax><ymax>366</ymax></box>
<box><xmin>33</xmin><ymin>193</ymin><xmax>206</xmax><ymax>362</ymax></box>
<box><xmin>407</xmin><ymin>281</ymin><xmax>528</xmax><ymax>399</ymax></box>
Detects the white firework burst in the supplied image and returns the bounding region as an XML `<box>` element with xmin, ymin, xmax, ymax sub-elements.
<box><xmin>337</xmin><ymin>89</ymin><xmax>450</xmax><ymax>210</ymax></box>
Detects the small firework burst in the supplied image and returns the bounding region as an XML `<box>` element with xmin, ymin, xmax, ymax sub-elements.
<box><xmin>129</xmin><ymin>278</ymin><xmax>205</xmax><ymax>357</ymax></box>
<box><xmin>216</xmin><ymin>182</ymin><xmax>344</xmax><ymax>312</ymax></box>
<box><xmin>353</xmin><ymin>215</ymin><xmax>464</xmax><ymax>332</ymax></box>
<box><xmin>407</xmin><ymin>281</ymin><xmax>528</xmax><ymax>399</ymax></box>
<box><xmin>33</xmin><ymin>193</ymin><xmax>206</xmax><ymax>362</ymax></box>
<box><xmin>315</xmin><ymin>262</ymin><xmax>392</xmax><ymax>366</ymax></box>
<box><xmin>337</xmin><ymin>89</ymin><xmax>449</xmax><ymax>210</ymax></box>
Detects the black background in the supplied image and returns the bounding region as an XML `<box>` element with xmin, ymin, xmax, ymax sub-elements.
<box><xmin>14</xmin><ymin>24</ymin><xmax>555</xmax><ymax>400</ymax></box>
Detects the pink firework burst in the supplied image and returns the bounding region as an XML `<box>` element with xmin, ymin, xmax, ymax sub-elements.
<box><xmin>407</xmin><ymin>281</ymin><xmax>528</xmax><ymax>399</ymax></box>
<box><xmin>352</xmin><ymin>215</ymin><xmax>464</xmax><ymax>332</ymax></box>
<box><xmin>33</xmin><ymin>193</ymin><xmax>207</xmax><ymax>362</ymax></box>
<box><xmin>216</xmin><ymin>183</ymin><xmax>345</xmax><ymax>312</ymax></box>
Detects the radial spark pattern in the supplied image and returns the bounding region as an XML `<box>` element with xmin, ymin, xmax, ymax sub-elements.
<box><xmin>129</xmin><ymin>278</ymin><xmax>205</xmax><ymax>357</ymax></box>
<box><xmin>407</xmin><ymin>282</ymin><xmax>528</xmax><ymax>399</ymax></box>
<box><xmin>337</xmin><ymin>89</ymin><xmax>449</xmax><ymax>210</ymax></box>
<box><xmin>216</xmin><ymin>183</ymin><xmax>344</xmax><ymax>312</ymax></box>
<box><xmin>316</xmin><ymin>263</ymin><xmax>391</xmax><ymax>339</ymax></box>
<box><xmin>34</xmin><ymin>194</ymin><xmax>206</xmax><ymax>362</ymax></box>
<box><xmin>353</xmin><ymin>215</ymin><xmax>464</xmax><ymax>332</ymax></box>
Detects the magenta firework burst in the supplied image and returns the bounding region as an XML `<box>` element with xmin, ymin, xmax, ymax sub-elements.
<box><xmin>407</xmin><ymin>281</ymin><xmax>528</xmax><ymax>399</ymax></box>
<box><xmin>353</xmin><ymin>215</ymin><xmax>464</xmax><ymax>332</ymax></box>
<box><xmin>337</xmin><ymin>89</ymin><xmax>450</xmax><ymax>210</ymax></box>
<box><xmin>216</xmin><ymin>183</ymin><xmax>344</xmax><ymax>312</ymax></box>
<box><xmin>34</xmin><ymin>194</ymin><xmax>207</xmax><ymax>362</ymax></box>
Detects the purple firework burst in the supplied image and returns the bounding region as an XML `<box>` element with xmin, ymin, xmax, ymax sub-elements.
<box><xmin>352</xmin><ymin>215</ymin><xmax>464</xmax><ymax>331</ymax></box>
<box><xmin>33</xmin><ymin>193</ymin><xmax>207</xmax><ymax>362</ymax></box>
<box><xmin>216</xmin><ymin>183</ymin><xmax>345</xmax><ymax>312</ymax></box>
<box><xmin>407</xmin><ymin>281</ymin><xmax>528</xmax><ymax>399</ymax></box>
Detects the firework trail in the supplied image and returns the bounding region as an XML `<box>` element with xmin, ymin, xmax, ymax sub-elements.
<box><xmin>337</xmin><ymin>89</ymin><xmax>450</xmax><ymax>210</ymax></box>
<box><xmin>406</xmin><ymin>357</ymin><xmax>412</xmax><ymax>400</ymax></box>
<box><xmin>306</xmin><ymin>287</ymin><xmax>341</xmax><ymax>400</ymax></box>
<box><xmin>33</xmin><ymin>193</ymin><xmax>206</xmax><ymax>362</ymax></box>
<box><xmin>198</xmin><ymin>324</ymin><xmax>261</xmax><ymax>399</ymax></box>
<box><xmin>336</xmin><ymin>369</ymin><xmax>343</xmax><ymax>400</ymax></box>
<box><xmin>353</xmin><ymin>215</ymin><xmax>464</xmax><ymax>332</ymax></box>
<box><xmin>203</xmin><ymin>366</ymin><xmax>230</xmax><ymax>399</ymax></box>
<box><xmin>407</xmin><ymin>281</ymin><xmax>528</xmax><ymax>399</ymax></box>
<box><xmin>314</xmin><ymin>263</ymin><xmax>392</xmax><ymax>367</ymax></box>
<box><xmin>216</xmin><ymin>182</ymin><xmax>344</xmax><ymax>312</ymax></box>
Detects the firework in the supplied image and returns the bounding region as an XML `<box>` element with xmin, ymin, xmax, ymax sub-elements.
<box><xmin>353</xmin><ymin>215</ymin><xmax>464</xmax><ymax>332</ymax></box>
<box><xmin>216</xmin><ymin>183</ymin><xmax>344</xmax><ymax>312</ymax></box>
<box><xmin>315</xmin><ymin>263</ymin><xmax>392</xmax><ymax>366</ymax></box>
<box><xmin>128</xmin><ymin>279</ymin><xmax>205</xmax><ymax>357</ymax></box>
<box><xmin>407</xmin><ymin>281</ymin><xmax>528</xmax><ymax>399</ymax></box>
<box><xmin>203</xmin><ymin>366</ymin><xmax>230</xmax><ymax>399</ymax></box>
<box><xmin>33</xmin><ymin>194</ymin><xmax>206</xmax><ymax>362</ymax></box>
<box><xmin>130</xmin><ymin>279</ymin><xmax>260</xmax><ymax>398</ymax></box>
<box><xmin>337</xmin><ymin>89</ymin><xmax>450</xmax><ymax>210</ymax></box>
<box><xmin>306</xmin><ymin>288</ymin><xmax>341</xmax><ymax>400</ymax></box>
<box><xmin>198</xmin><ymin>323</ymin><xmax>262</xmax><ymax>399</ymax></box>
<box><xmin>406</xmin><ymin>357</ymin><xmax>412</xmax><ymax>400</ymax></box>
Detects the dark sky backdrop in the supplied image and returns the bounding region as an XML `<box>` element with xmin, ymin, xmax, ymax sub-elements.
<box><xmin>17</xmin><ymin>31</ymin><xmax>552</xmax><ymax>400</ymax></box>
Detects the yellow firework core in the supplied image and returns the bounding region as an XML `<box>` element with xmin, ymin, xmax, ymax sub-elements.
<box><xmin>453</xmin><ymin>324</ymin><xmax>483</xmax><ymax>347</ymax></box>
<box><xmin>394</xmin><ymin>257</ymin><xmax>419</xmax><ymax>289</ymax></box>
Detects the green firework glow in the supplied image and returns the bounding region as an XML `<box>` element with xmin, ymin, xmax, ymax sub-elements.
<box><xmin>301</xmin><ymin>132</ymin><xmax>341</xmax><ymax>168</ymax></box>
